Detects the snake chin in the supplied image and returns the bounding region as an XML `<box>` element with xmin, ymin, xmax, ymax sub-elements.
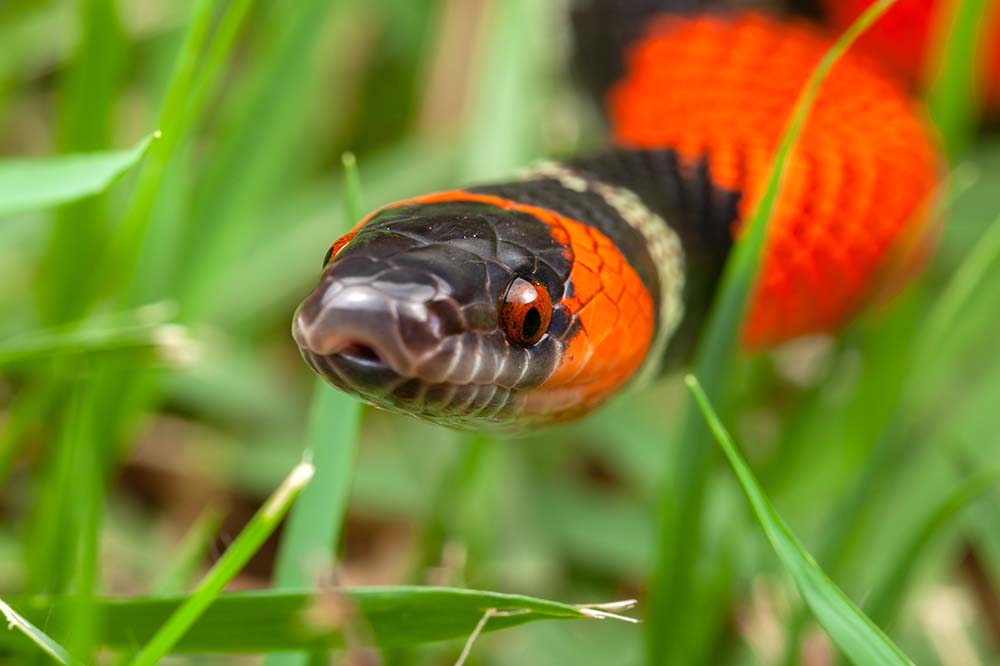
<box><xmin>298</xmin><ymin>348</ymin><xmax>527</xmax><ymax>431</ymax></box>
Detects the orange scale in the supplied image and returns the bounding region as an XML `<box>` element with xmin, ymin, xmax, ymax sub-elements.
<box><xmin>571</xmin><ymin>263</ymin><xmax>602</xmax><ymax>306</ymax></box>
<box><xmin>784</xmin><ymin>255</ymin><xmax>824</xmax><ymax>307</ymax></box>
<box><xmin>828</xmin><ymin>246</ymin><xmax>867</xmax><ymax>282</ymax></box>
<box><xmin>602</xmin><ymin>268</ymin><xmax>626</xmax><ymax>302</ymax></box>
<box><xmin>587</xmin><ymin>232</ymin><xmax>613</xmax><ymax>257</ymax></box>
<box><xmin>547</xmin><ymin>222</ymin><xmax>570</xmax><ymax>246</ymax></box>
<box><xmin>557</xmin><ymin>336</ymin><xmax>594</xmax><ymax>384</ymax></box>
<box><xmin>573</xmin><ymin>223</ymin><xmax>601</xmax><ymax>251</ymax></box>
<box><xmin>603</xmin><ymin>249</ymin><xmax>623</xmax><ymax>272</ymax></box>
<box><xmin>620</xmin><ymin>295</ymin><xmax>640</xmax><ymax>322</ymax></box>
<box><xmin>588</xmin><ymin>225</ymin><xmax>608</xmax><ymax>242</ymax></box>
<box><xmin>575</xmin><ymin>246</ymin><xmax>606</xmax><ymax>272</ymax></box>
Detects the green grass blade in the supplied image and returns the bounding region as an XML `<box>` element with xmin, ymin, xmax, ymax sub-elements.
<box><xmin>175</xmin><ymin>0</ymin><xmax>349</xmax><ymax>316</ymax></box>
<box><xmin>341</xmin><ymin>152</ymin><xmax>364</xmax><ymax>222</ymax></box>
<box><xmin>179</xmin><ymin>0</ymin><xmax>254</xmax><ymax>135</ymax></box>
<box><xmin>0</xmin><ymin>133</ymin><xmax>156</xmax><ymax>217</ymax></box>
<box><xmin>866</xmin><ymin>468</ymin><xmax>999</xmax><ymax>626</ymax></box>
<box><xmin>129</xmin><ymin>461</ymin><xmax>315</xmax><ymax>666</ymax></box>
<box><xmin>266</xmin><ymin>151</ymin><xmax>365</xmax><ymax>666</ymax></box>
<box><xmin>459</xmin><ymin>0</ymin><xmax>554</xmax><ymax>180</ymax></box>
<box><xmin>685</xmin><ymin>375</ymin><xmax>913</xmax><ymax>666</ymax></box>
<box><xmin>916</xmin><ymin>210</ymin><xmax>1000</xmax><ymax>364</ymax></box>
<box><xmin>8</xmin><ymin>588</ymin><xmax>634</xmax><ymax>654</ymax></box>
<box><xmin>0</xmin><ymin>316</ymin><xmax>192</xmax><ymax>369</ymax></box>
<box><xmin>267</xmin><ymin>384</ymin><xmax>362</xmax><ymax>664</ymax></box>
<box><xmin>37</xmin><ymin>0</ymin><xmax>125</xmax><ymax>324</ymax></box>
<box><xmin>61</xmin><ymin>385</ymin><xmax>104</xmax><ymax>663</ymax></box>
<box><xmin>151</xmin><ymin>507</ymin><xmax>224</xmax><ymax>595</ymax></box>
<box><xmin>647</xmin><ymin>2</ymin><xmax>900</xmax><ymax>662</ymax></box>
<box><xmin>407</xmin><ymin>434</ymin><xmax>491</xmax><ymax>583</ymax></box>
<box><xmin>927</xmin><ymin>0</ymin><xmax>994</xmax><ymax>156</ymax></box>
<box><xmin>0</xmin><ymin>383</ymin><xmax>55</xmax><ymax>491</ymax></box>
<box><xmin>104</xmin><ymin>0</ymin><xmax>216</xmax><ymax>300</ymax></box>
<box><xmin>0</xmin><ymin>596</ymin><xmax>77</xmax><ymax>665</ymax></box>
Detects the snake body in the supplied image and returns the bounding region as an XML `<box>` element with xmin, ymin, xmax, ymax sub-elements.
<box><xmin>292</xmin><ymin>2</ymin><xmax>942</xmax><ymax>430</ymax></box>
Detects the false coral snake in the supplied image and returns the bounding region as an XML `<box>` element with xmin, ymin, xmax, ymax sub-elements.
<box><xmin>292</xmin><ymin>2</ymin><xmax>942</xmax><ymax>429</ymax></box>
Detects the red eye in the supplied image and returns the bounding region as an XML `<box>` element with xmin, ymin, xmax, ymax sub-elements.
<box><xmin>322</xmin><ymin>230</ymin><xmax>359</xmax><ymax>268</ymax></box>
<box><xmin>500</xmin><ymin>277</ymin><xmax>552</xmax><ymax>346</ymax></box>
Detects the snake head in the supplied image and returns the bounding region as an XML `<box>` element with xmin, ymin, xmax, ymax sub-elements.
<box><xmin>292</xmin><ymin>190</ymin><xmax>662</xmax><ymax>430</ymax></box>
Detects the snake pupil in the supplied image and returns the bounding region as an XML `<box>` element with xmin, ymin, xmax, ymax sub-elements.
<box><xmin>522</xmin><ymin>307</ymin><xmax>541</xmax><ymax>340</ymax></box>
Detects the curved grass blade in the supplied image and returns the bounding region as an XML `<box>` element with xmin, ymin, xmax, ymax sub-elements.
<box><xmin>7</xmin><ymin>588</ymin><xmax>634</xmax><ymax>655</ymax></box>
<box><xmin>0</xmin><ymin>132</ymin><xmax>157</xmax><ymax>218</ymax></box>
<box><xmin>648</xmin><ymin>2</ymin><xmax>901</xmax><ymax>662</ymax></box>
<box><xmin>685</xmin><ymin>375</ymin><xmax>913</xmax><ymax>666</ymax></box>
<box><xmin>129</xmin><ymin>462</ymin><xmax>315</xmax><ymax>666</ymax></box>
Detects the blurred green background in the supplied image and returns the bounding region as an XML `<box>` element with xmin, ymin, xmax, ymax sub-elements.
<box><xmin>2</xmin><ymin>0</ymin><xmax>1000</xmax><ymax>664</ymax></box>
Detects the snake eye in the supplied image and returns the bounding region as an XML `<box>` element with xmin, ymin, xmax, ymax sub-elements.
<box><xmin>500</xmin><ymin>277</ymin><xmax>552</xmax><ymax>346</ymax></box>
<box><xmin>322</xmin><ymin>230</ymin><xmax>360</xmax><ymax>268</ymax></box>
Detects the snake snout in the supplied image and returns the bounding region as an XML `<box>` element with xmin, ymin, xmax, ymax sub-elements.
<box><xmin>292</xmin><ymin>275</ymin><xmax>454</xmax><ymax>385</ymax></box>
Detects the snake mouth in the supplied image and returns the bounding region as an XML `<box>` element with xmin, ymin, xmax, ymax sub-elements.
<box><xmin>303</xmin><ymin>347</ymin><xmax>399</xmax><ymax>395</ymax></box>
<box><xmin>336</xmin><ymin>341</ymin><xmax>386</xmax><ymax>368</ymax></box>
<box><xmin>294</xmin><ymin>322</ymin><xmax>400</xmax><ymax>391</ymax></box>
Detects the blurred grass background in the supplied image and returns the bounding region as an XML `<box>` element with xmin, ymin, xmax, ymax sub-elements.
<box><xmin>1</xmin><ymin>0</ymin><xmax>1000</xmax><ymax>663</ymax></box>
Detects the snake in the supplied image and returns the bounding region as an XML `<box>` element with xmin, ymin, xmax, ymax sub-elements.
<box><xmin>291</xmin><ymin>1</ymin><xmax>943</xmax><ymax>430</ymax></box>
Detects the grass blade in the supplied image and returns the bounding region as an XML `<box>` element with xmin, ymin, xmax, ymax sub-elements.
<box><xmin>8</xmin><ymin>588</ymin><xmax>634</xmax><ymax>654</ymax></box>
<box><xmin>105</xmin><ymin>0</ymin><xmax>216</xmax><ymax>300</ymax></box>
<box><xmin>647</xmin><ymin>2</ymin><xmax>900</xmax><ymax>662</ymax></box>
<box><xmin>266</xmin><ymin>151</ymin><xmax>365</xmax><ymax>666</ymax></box>
<box><xmin>0</xmin><ymin>319</ymin><xmax>192</xmax><ymax>369</ymax></box>
<box><xmin>340</xmin><ymin>152</ymin><xmax>364</xmax><ymax>222</ymax></box>
<box><xmin>151</xmin><ymin>507</ymin><xmax>225</xmax><ymax>595</ymax></box>
<box><xmin>129</xmin><ymin>461</ymin><xmax>315</xmax><ymax>666</ymax></box>
<box><xmin>685</xmin><ymin>374</ymin><xmax>913</xmax><ymax>666</ymax></box>
<box><xmin>175</xmin><ymin>0</ymin><xmax>348</xmax><ymax>316</ymax></box>
<box><xmin>459</xmin><ymin>0</ymin><xmax>554</xmax><ymax>180</ymax></box>
<box><xmin>927</xmin><ymin>0</ymin><xmax>995</xmax><ymax>156</ymax></box>
<box><xmin>0</xmin><ymin>596</ymin><xmax>77</xmax><ymax>665</ymax></box>
<box><xmin>267</xmin><ymin>383</ymin><xmax>362</xmax><ymax>664</ymax></box>
<box><xmin>916</xmin><ymin>210</ymin><xmax>1000</xmax><ymax>363</ymax></box>
<box><xmin>866</xmin><ymin>468</ymin><xmax>1000</xmax><ymax>626</ymax></box>
<box><xmin>0</xmin><ymin>133</ymin><xmax>156</xmax><ymax>217</ymax></box>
